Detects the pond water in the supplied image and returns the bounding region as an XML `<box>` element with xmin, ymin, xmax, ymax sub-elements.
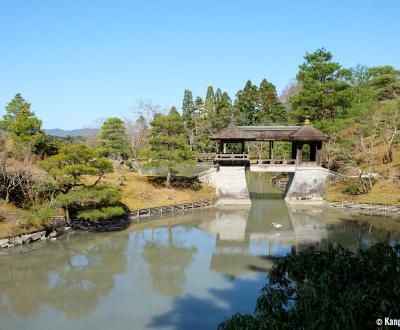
<box><xmin>1</xmin><ymin>174</ymin><xmax>400</xmax><ymax>330</ymax></box>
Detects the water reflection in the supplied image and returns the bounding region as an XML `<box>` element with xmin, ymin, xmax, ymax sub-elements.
<box><xmin>198</xmin><ymin>200</ymin><xmax>400</xmax><ymax>277</ymax></box>
<box><xmin>1</xmin><ymin>200</ymin><xmax>400</xmax><ymax>329</ymax></box>
<box><xmin>142</xmin><ymin>226</ymin><xmax>197</xmax><ymax>296</ymax></box>
<box><xmin>0</xmin><ymin>233</ymin><xmax>129</xmax><ymax>320</ymax></box>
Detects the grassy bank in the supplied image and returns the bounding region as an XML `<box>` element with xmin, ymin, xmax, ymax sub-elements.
<box><xmin>326</xmin><ymin>180</ymin><xmax>400</xmax><ymax>205</ymax></box>
<box><xmin>326</xmin><ymin>148</ymin><xmax>400</xmax><ymax>206</ymax></box>
<box><xmin>0</xmin><ymin>169</ymin><xmax>216</xmax><ymax>239</ymax></box>
<box><xmin>102</xmin><ymin>169</ymin><xmax>216</xmax><ymax>210</ymax></box>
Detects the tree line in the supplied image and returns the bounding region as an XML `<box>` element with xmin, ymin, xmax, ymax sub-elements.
<box><xmin>0</xmin><ymin>47</ymin><xmax>398</xmax><ymax>218</ymax></box>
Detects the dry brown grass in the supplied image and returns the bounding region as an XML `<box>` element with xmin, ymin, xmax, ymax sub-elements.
<box><xmin>0</xmin><ymin>168</ymin><xmax>216</xmax><ymax>238</ymax></box>
<box><xmin>326</xmin><ymin>180</ymin><xmax>400</xmax><ymax>205</ymax></box>
<box><xmin>326</xmin><ymin>142</ymin><xmax>400</xmax><ymax>205</ymax></box>
<box><xmin>0</xmin><ymin>203</ymin><xmax>44</xmax><ymax>239</ymax></box>
<box><xmin>101</xmin><ymin>169</ymin><xmax>216</xmax><ymax>210</ymax></box>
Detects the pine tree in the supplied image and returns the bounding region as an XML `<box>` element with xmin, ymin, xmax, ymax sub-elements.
<box><xmin>1</xmin><ymin>93</ymin><xmax>28</xmax><ymax>130</ymax></box>
<box><xmin>368</xmin><ymin>66</ymin><xmax>400</xmax><ymax>100</ymax></box>
<box><xmin>1</xmin><ymin>93</ymin><xmax>47</xmax><ymax>155</ymax></box>
<box><xmin>141</xmin><ymin>107</ymin><xmax>194</xmax><ymax>187</ymax></box>
<box><xmin>40</xmin><ymin>144</ymin><xmax>122</xmax><ymax>221</ymax></box>
<box><xmin>97</xmin><ymin>117</ymin><xmax>130</xmax><ymax>160</ymax></box>
<box><xmin>290</xmin><ymin>48</ymin><xmax>353</xmax><ymax>123</ymax></box>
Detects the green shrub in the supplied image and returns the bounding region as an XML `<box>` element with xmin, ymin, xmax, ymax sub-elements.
<box><xmin>77</xmin><ymin>206</ymin><xmax>125</xmax><ymax>221</ymax></box>
<box><xmin>54</xmin><ymin>186</ymin><xmax>122</xmax><ymax>209</ymax></box>
<box><xmin>219</xmin><ymin>243</ymin><xmax>400</xmax><ymax>330</ymax></box>
<box><xmin>22</xmin><ymin>203</ymin><xmax>54</xmax><ymax>228</ymax></box>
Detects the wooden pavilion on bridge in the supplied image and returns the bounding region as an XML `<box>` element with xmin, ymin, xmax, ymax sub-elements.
<box><xmin>209</xmin><ymin>120</ymin><xmax>327</xmax><ymax>168</ymax></box>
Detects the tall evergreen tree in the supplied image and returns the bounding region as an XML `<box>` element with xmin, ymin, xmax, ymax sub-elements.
<box><xmin>0</xmin><ymin>93</ymin><xmax>47</xmax><ymax>155</ymax></box>
<box><xmin>97</xmin><ymin>117</ymin><xmax>130</xmax><ymax>160</ymax></box>
<box><xmin>204</xmin><ymin>86</ymin><xmax>216</xmax><ymax>117</ymax></box>
<box><xmin>141</xmin><ymin>107</ymin><xmax>194</xmax><ymax>187</ymax></box>
<box><xmin>213</xmin><ymin>90</ymin><xmax>234</xmax><ymax>131</ymax></box>
<box><xmin>267</xmin><ymin>101</ymin><xmax>288</xmax><ymax>124</ymax></box>
<box><xmin>194</xmin><ymin>96</ymin><xmax>205</xmax><ymax>115</ymax></box>
<box><xmin>258</xmin><ymin>79</ymin><xmax>278</xmax><ymax>122</ymax></box>
<box><xmin>182</xmin><ymin>90</ymin><xmax>194</xmax><ymax>127</ymax></box>
<box><xmin>234</xmin><ymin>80</ymin><xmax>259</xmax><ymax>125</ymax></box>
<box><xmin>290</xmin><ymin>48</ymin><xmax>353</xmax><ymax>124</ymax></box>
<box><xmin>367</xmin><ymin>66</ymin><xmax>400</xmax><ymax>100</ymax></box>
<box><xmin>1</xmin><ymin>93</ymin><xmax>29</xmax><ymax>130</ymax></box>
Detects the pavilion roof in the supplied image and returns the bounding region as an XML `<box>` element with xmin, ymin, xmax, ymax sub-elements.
<box><xmin>209</xmin><ymin>124</ymin><xmax>255</xmax><ymax>140</ymax></box>
<box><xmin>290</xmin><ymin>124</ymin><xmax>328</xmax><ymax>141</ymax></box>
<box><xmin>210</xmin><ymin>124</ymin><xmax>327</xmax><ymax>141</ymax></box>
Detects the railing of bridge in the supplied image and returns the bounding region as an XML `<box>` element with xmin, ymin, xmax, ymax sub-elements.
<box><xmin>214</xmin><ymin>153</ymin><xmax>250</xmax><ymax>161</ymax></box>
<box><xmin>211</xmin><ymin>154</ymin><xmax>320</xmax><ymax>167</ymax></box>
<box><xmin>254</xmin><ymin>159</ymin><xmax>297</xmax><ymax>166</ymax></box>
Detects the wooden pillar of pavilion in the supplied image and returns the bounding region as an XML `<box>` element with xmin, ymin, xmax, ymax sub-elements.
<box><xmin>296</xmin><ymin>143</ymin><xmax>303</xmax><ymax>165</ymax></box>
<box><xmin>316</xmin><ymin>141</ymin><xmax>322</xmax><ymax>166</ymax></box>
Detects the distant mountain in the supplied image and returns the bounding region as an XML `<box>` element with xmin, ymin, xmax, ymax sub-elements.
<box><xmin>45</xmin><ymin>128</ymin><xmax>99</xmax><ymax>137</ymax></box>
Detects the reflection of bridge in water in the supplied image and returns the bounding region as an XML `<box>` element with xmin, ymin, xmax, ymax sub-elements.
<box><xmin>198</xmin><ymin>200</ymin><xmax>330</xmax><ymax>277</ymax></box>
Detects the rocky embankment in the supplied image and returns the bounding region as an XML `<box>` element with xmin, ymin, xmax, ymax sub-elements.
<box><xmin>0</xmin><ymin>228</ymin><xmax>69</xmax><ymax>249</ymax></box>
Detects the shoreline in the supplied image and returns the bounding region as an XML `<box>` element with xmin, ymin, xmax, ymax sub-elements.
<box><xmin>0</xmin><ymin>198</ymin><xmax>218</xmax><ymax>250</ymax></box>
<box><xmin>2</xmin><ymin>198</ymin><xmax>400</xmax><ymax>251</ymax></box>
<box><xmin>324</xmin><ymin>201</ymin><xmax>400</xmax><ymax>218</ymax></box>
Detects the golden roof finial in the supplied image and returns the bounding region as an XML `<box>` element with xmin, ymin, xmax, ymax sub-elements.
<box><xmin>304</xmin><ymin>116</ymin><xmax>311</xmax><ymax>125</ymax></box>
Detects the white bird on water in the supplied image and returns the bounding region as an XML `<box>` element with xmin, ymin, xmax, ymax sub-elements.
<box><xmin>272</xmin><ymin>222</ymin><xmax>283</xmax><ymax>229</ymax></box>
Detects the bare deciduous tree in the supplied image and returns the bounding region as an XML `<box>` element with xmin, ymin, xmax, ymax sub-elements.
<box><xmin>279</xmin><ymin>79</ymin><xmax>303</xmax><ymax>111</ymax></box>
<box><xmin>125</xmin><ymin>116</ymin><xmax>150</xmax><ymax>160</ymax></box>
<box><xmin>131</xmin><ymin>99</ymin><xmax>165</xmax><ymax>123</ymax></box>
<box><xmin>0</xmin><ymin>151</ymin><xmax>45</xmax><ymax>205</ymax></box>
<box><xmin>379</xmin><ymin>104</ymin><xmax>399</xmax><ymax>163</ymax></box>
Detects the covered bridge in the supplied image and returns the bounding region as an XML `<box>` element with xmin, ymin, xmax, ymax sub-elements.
<box><xmin>209</xmin><ymin>120</ymin><xmax>327</xmax><ymax>168</ymax></box>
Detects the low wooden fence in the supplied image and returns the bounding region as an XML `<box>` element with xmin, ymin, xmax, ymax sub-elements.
<box><xmin>129</xmin><ymin>198</ymin><xmax>218</xmax><ymax>219</ymax></box>
<box><xmin>325</xmin><ymin>201</ymin><xmax>400</xmax><ymax>215</ymax></box>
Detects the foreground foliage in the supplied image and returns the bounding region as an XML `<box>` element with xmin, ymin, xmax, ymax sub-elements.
<box><xmin>219</xmin><ymin>243</ymin><xmax>400</xmax><ymax>330</ymax></box>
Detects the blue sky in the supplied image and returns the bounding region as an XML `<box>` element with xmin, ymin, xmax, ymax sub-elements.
<box><xmin>1</xmin><ymin>0</ymin><xmax>399</xmax><ymax>129</ymax></box>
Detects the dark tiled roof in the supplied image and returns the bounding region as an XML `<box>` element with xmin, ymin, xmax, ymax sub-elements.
<box><xmin>210</xmin><ymin>124</ymin><xmax>255</xmax><ymax>140</ymax></box>
<box><xmin>290</xmin><ymin>124</ymin><xmax>328</xmax><ymax>141</ymax></box>
<box><xmin>210</xmin><ymin>124</ymin><xmax>327</xmax><ymax>141</ymax></box>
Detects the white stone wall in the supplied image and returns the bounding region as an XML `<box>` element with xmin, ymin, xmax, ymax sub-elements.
<box><xmin>199</xmin><ymin>166</ymin><xmax>251</xmax><ymax>203</ymax></box>
<box><xmin>284</xmin><ymin>168</ymin><xmax>330</xmax><ymax>203</ymax></box>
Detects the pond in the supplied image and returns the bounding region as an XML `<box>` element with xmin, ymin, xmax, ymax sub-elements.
<box><xmin>1</xmin><ymin>199</ymin><xmax>400</xmax><ymax>330</ymax></box>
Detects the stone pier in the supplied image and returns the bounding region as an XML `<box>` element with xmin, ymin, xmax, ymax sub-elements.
<box><xmin>198</xmin><ymin>166</ymin><xmax>251</xmax><ymax>205</ymax></box>
<box><xmin>284</xmin><ymin>168</ymin><xmax>330</xmax><ymax>204</ymax></box>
